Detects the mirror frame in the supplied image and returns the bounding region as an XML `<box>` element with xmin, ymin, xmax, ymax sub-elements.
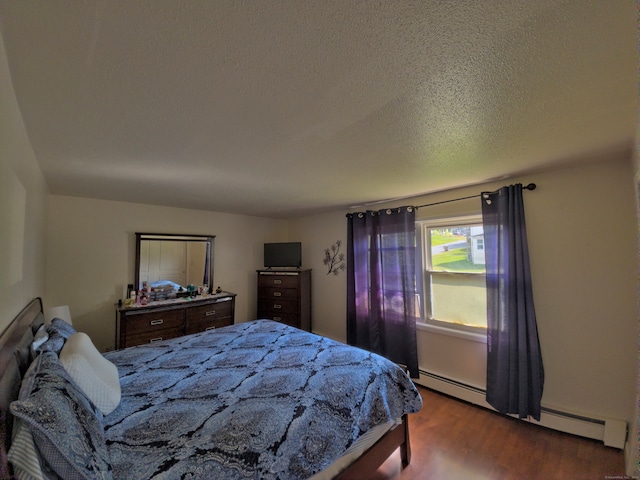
<box><xmin>134</xmin><ymin>233</ymin><xmax>215</xmax><ymax>294</ymax></box>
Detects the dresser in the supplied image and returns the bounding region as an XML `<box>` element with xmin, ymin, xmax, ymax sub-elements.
<box><xmin>116</xmin><ymin>292</ymin><xmax>236</xmax><ymax>349</ymax></box>
<box><xmin>257</xmin><ymin>270</ymin><xmax>311</xmax><ymax>331</ymax></box>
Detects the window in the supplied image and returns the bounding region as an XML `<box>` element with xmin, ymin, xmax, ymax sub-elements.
<box><xmin>417</xmin><ymin>216</ymin><xmax>486</xmax><ymax>331</ymax></box>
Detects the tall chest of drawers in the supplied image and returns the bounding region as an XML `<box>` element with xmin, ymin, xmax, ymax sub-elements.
<box><xmin>257</xmin><ymin>270</ymin><xmax>311</xmax><ymax>331</ymax></box>
<box><xmin>116</xmin><ymin>293</ymin><xmax>236</xmax><ymax>349</ymax></box>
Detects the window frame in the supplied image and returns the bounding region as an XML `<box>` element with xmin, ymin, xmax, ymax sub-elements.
<box><xmin>416</xmin><ymin>214</ymin><xmax>487</xmax><ymax>337</ymax></box>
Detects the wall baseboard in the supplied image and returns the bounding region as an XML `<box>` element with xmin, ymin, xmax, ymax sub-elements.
<box><xmin>416</xmin><ymin>369</ymin><xmax>627</xmax><ymax>450</ymax></box>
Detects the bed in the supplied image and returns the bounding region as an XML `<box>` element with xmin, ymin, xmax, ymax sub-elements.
<box><xmin>0</xmin><ymin>297</ymin><xmax>422</xmax><ymax>479</ymax></box>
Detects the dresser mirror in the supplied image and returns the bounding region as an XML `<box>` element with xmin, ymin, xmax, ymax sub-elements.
<box><xmin>134</xmin><ymin>233</ymin><xmax>215</xmax><ymax>294</ymax></box>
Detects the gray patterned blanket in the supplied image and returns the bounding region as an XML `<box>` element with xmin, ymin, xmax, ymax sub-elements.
<box><xmin>103</xmin><ymin>320</ymin><xmax>422</xmax><ymax>479</ymax></box>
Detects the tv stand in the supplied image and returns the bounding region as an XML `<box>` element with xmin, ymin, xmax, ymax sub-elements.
<box><xmin>257</xmin><ymin>269</ymin><xmax>311</xmax><ymax>331</ymax></box>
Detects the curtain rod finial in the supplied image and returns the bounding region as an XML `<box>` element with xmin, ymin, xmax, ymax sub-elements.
<box><xmin>525</xmin><ymin>183</ymin><xmax>536</xmax><ymax>191</ymax></box>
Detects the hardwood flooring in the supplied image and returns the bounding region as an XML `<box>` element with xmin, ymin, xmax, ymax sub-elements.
<box><xmin>371</xmin><ymin>387</ymin><xmax>626</xmax><ymax>480</ymax></box>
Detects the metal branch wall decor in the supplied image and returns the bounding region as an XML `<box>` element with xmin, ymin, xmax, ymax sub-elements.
<box><xmin>323</xmin><ymin>240</ymin><xmax>346</xmax><ymax>275</ymax></box>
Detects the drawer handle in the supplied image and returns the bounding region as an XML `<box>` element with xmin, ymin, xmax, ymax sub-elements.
<box><xmin>273</xmin><ymin>316</ymin><xmax>282</xmax><ymax>321</ymax></box>
<box><xmin>273</xmin><ymin>292</ymin><xmax>282</xmax><ymax>297</ymax></box>
<box><xmin>150</xmin><ymin>319</ymin><xmax>163</xmax><ymax>326</ymax></box>
<box><xmin>149</xmin><ymin>337</ymin><xmax>163</xmax><ymax>343</ymax></box>
<box><xmin>205</xmin><ymin>326</ymin><xmax>216</xmax><ymax>331</ymax></box>
<box><xmin>274</xmin><ymin>280</ymin><xmax>282</xmax><ymax>284</ymax></box>
<box><xmin>274</xmin><ymin>304</ymin><xmax>282</xmax><ymax>309</ymax></box>
<box><xmin>205</xmin><ymin>310</ymin><xmax>216</xmax><ymax>316</ymax></box>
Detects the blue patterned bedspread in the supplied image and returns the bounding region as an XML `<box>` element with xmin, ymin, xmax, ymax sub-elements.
<box><xmin>103</xmin><ymin>320</ymin><xmax>422</xmax><ymax>479</ymax></box>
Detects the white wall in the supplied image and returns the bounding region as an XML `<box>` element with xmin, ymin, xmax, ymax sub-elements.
<box><xmin>290</xmin><ymin>151</ymin><xmax>637</xmax><ymax>436</ymax></box>
<box><xmin>288</xmin><ymin>213</ymin><xmax>348</xmax><ymax>341</ymax></box>
<box><xmin>45</xmin><ymin>196</ymin><xmax>288</xmax><ymax>351</ymax></box>
<box><xmin>629</xmin><ymin>135</ymin><xmax>640</xmax><ymax>475</ymax></box>
<box><xmin>0</xmin><ymin>32</ymin><xmax>48</xmax><ymax>331</ymax></box>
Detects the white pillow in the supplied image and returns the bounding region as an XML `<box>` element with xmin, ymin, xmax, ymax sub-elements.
<box><xmin>29</xmin><ymin>324</ymin><xmax>48</xmax><ymax>357</ymax></box>
<box><xmin>59</xmin><ymin>332</ymin><xmax>121</xmax><ymax>415</ymax></box>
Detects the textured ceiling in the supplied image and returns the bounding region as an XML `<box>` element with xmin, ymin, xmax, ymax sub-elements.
<box><xmin>0</xmin><ymin>1</ymin><xmax>636</xmax><ymax>218</ymax></box>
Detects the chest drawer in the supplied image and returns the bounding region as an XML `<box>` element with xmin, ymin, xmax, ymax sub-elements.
<box><xmin>258</xmin><ymin>274</ymin><xmax>300</xmax><ymax>289</ymax></box>
<box><xmin>256</xmin><ymin>270</ymin><xmax>310</xmax><ymax>331</ymax></box>
<box><xmin>258</xmin><ymin>298</ymin><xmax>298</xmax><ymax>316</ymax></box>
<box><xmin>260</xmin><ymin>312</ymin><xmax>299</xmax><ymax>327</ymax></box>
<box><xmin>258</xmin><ymin>287</ymin><xmax>298</xmax><ymax>301</ymax></box>
<box><xmin>124</xmin><ymin>309</ymin><xmax>184</xmax><ymax>335</ymax></box>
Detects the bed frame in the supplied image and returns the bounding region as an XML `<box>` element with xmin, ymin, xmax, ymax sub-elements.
<box><xmin>0</xmin><ymin>297</ymin><xmax>411</xmax><ymax>480</ymax></box>
<box><xmin>0</xmin><ymin>297</ymin><xmax>45</xmax><ymax>479</ymax></box>
<box><xmin>335</xmin><ymin>414</ymin><xmax>411</xmax><ymax>480</ymax></box>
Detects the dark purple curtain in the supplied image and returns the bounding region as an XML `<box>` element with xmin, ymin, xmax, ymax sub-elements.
<box><xmin>346</xmin><ymin>207</ymin><xmax>419</xmax><ymax>378</ymax></box>
<box><xmin>482</xmin><ymin>184</ymin><xmax>544</xmax><ymax>420</ymax></box>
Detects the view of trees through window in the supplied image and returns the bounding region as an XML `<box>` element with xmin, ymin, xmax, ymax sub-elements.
<box><xmin>422</xmin><ymin>222</ymin><xmax>487</xmax><ymax>329</ymax></box>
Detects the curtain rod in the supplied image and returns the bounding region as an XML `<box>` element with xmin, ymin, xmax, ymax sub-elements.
<box><xmin>415</xmin><ymin>183</ymin><xmax>536</xmax><ymax>209</ymax></box>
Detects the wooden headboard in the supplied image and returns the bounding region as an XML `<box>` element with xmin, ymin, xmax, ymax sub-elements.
<box><xmin>0</xmin><ymin>298</ymin><xmax>44</xmax><ymax>479</ymax></box>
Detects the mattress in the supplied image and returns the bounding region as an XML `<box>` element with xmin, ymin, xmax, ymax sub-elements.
<box><xmin>103</xmin><ymin>320</ymin><xmax>422</xmax><ymax>479</ymax></box>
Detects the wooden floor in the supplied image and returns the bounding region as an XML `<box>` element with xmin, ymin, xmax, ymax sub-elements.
<box><xmin>371</xmin><ymin>387</ymin><xmax>626</xmax><ymax>480</ymax></box>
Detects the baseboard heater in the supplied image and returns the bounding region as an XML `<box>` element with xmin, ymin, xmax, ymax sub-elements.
<box><xmin>416</xmin><ymin>369</ymin><xmax>627</xmax><ymax>450</ymax></box>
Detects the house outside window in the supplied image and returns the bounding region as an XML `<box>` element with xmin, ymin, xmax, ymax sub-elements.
<box><xmin>417</xmin><ymin>215</ymin><xmax>487</xmax><ymax>331</ymax></box>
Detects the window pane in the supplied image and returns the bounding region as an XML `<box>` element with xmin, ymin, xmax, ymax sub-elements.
<box><xmin>430</xmin><ymin>273</ymin><xmax>486</xmax><ymax>328</ymax></box>
<box><xmin>430</xmin><ymin>225</ymin><xmax>485</xmax><ymax>273</ymax></box>
<box><xmin>420</xmin><ymin>220</ymin><xmax>487</xmax><ymax>329</ymax></box>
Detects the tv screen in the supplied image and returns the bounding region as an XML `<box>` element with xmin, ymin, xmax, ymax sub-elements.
<box><xmin>264</xmin><ymin>242</ymin><xmax>302</xmax><ymax>268</ymax></box>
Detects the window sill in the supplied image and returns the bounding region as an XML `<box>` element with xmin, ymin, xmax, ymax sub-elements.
<box><xmin>416</xmin><ymin>321</ymin><xmax>487</xmax><ymax>344</ymax></box>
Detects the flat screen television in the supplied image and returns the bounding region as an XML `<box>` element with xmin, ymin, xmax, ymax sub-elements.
<box><xmin>264</xmin><ymin>242</ymin><xmax>302</xmax><ymax>268</ymax></box>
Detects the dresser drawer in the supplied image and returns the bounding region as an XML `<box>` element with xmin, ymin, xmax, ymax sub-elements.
<box><xmin>258</xmin><ymin>274</ymin><xmax>300</xmax><ymax>289</ymax></box>
<box><xmin>258</xmin><ymin>286</ymin><xmax>298</xmax><ymax>301</ymax></box>
<box><xmin>185</xmin><ymin>316</ymin><xmax>233</xmax><ymax>335</ymax></box>
<box><xmin>123</xmin><ymin>327</ymin><xmax>184</xmax><ymax>348</ymax></box>
<box><xmin>116</xmin><ymin>293</ymin><xmax>237</xmax><ymax>349</ymax></box>
<box><xmin>124</xmin><ymin>309</ymin><xmax>184</xmax><ymax>335</ymax></box>
<box><xmin>185</xmin><ymin>300</ymin><xmax>233</xmax><ymax>322</ymax></box>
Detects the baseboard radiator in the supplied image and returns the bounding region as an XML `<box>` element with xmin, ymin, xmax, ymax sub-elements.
<box><xmin>416</xmin><ymin>369</ymin><xmax>627</xmax><ymax>450</ymax></box>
